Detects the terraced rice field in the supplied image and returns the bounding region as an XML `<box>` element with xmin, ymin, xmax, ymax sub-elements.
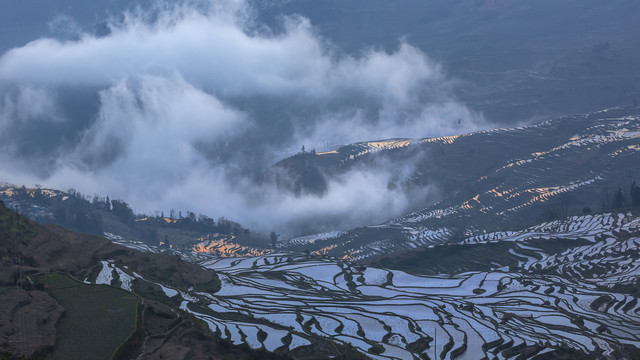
<box><xmin>93</xmin><ymin>210</ymin><xmax>640</xmax><ymax>358</ymax></box>
<box><xmin>20</xmin><ymin>107</ymin><xmax>640</xmax><ymax>359</ymax></box>
<box><xmin>282</xmin><ymin>110</ymin><xmax>640</xmax><ymax>261</ymax></box>
<box><xmin>108</xmin><ymin>212</ymin><xmax>638</xmax><ymax>359</ymax></box>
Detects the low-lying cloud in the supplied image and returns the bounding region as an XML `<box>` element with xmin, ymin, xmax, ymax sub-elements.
<box><xmin>0</xmin><ymin>0</ymin><xmax>487</xmax><ymax>237</ymax></box>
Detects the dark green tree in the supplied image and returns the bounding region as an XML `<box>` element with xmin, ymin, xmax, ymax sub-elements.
<box><xmin>612</xmin><ymin>186</ymin><xmax>625</xmax><ymax>209</ymax></box>
<box><xmin>269</xmin><ymin>231</ymin><xmax>279</xmax><ymax>248</ymax></box>
<box><xmin>110</xmin><ymin>199</ymin><xmax>135</xmax><ymax>224</ymax></box>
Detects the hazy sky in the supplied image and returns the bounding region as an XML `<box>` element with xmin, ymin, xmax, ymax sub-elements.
<box><xmin>0</xmin><ymin>0</ymin><xmax>486</xmax><ymax>235</ymax></box>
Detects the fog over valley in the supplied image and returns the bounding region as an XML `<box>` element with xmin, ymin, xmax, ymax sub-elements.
<box><xmin>0</xmin><ymin>0</ymin><xmax>487</xmax><ymax>235</ymax></box>
<box><xmin>2</xmin><ymin>1</ymin><xmax>640</xmax><ymax>359</ymax></box>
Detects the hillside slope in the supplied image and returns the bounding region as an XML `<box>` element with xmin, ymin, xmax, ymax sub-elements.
<box><xmin>0</xmin><ymin>201</ymin><xmax>293</xmax><ymax>359</ymax></box>
<box><xmin>278</xmin><ymin>108</ymin><xmax>640</xmax><ymax>260</ymax></box>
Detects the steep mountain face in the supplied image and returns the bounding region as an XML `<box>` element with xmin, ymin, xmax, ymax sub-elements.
<box><xmin>277</xmin><ymin>108</ymin><xmax>640</xmax><ymax>260</ymax></box>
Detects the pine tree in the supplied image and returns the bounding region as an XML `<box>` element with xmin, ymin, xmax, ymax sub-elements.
<box><xmin>269</xmin><ymin>231</ymin><xmax>279</xmax><ymax>248</ymax></box>
<box><xmin>612</xmin><ymin>186</ymin><xmax>625</xmax><ymax>209</ymax></box>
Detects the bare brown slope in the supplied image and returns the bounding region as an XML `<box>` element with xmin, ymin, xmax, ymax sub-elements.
<box><xmin>0</xmin><ymin>200</ymin><xmax>219</xmax><ymax>293</ymax></box>
<box><xmin>0</xmin><ymin>201</ymin><xmax>300</xmax><ymax>360</ymax></box>
<box><xmin>0</xmin><ymin>289</ymin><xmax>64</xmax><ymax>358</ymax></box>
<box><xmin>0</xmin><ymin>201</ymin><xmax>228</xmax><ymax>359</ymax></box>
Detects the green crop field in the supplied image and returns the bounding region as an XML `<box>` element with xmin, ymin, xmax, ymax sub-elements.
<box><xmin>37</xmin><ymin>273</ymin><xmax>139</xmax><ymax>360</ymax></box>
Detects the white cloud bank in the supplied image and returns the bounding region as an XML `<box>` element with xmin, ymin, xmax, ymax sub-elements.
<box><xmin>0</xmin><ymin>0</ymin><xmax>487</xmax><ymax>236</ymax></box>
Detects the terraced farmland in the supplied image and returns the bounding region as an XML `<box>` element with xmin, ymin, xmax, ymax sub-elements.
<box><xmin>113</xmin><ymin>212</ymin><xmax>640</xmax><ymax>359</ymax></box>
<box><xmin>280</xmin><ymin>108</ymin><xmax>640</xmax><ymax>261</ymax></box>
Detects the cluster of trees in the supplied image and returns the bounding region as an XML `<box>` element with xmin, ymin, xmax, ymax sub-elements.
<box><xmin>543</xmin><ymin>179</ymin><xmax>640</xmax><ymax>222</ymax></box>
<box><xmin>87</xmin><ymin>193</ymin><xmax>237</xmax><ymax>232</ymax></box>
<box><xmin>602</xmin><ymin>180</ymin><xmax>640</xmax><ymax>212</ymax></box>
<box><xmin>90</xmin><ymin>196</ymin><xmax>134</xmax><ymax>224</ymax></box>
<box><xmin>48</xmin><ymin>190</ymin><xmax>105</xmax><ymax>235</ymax></box>
<box><xmin>300</xmin><ymin>145</ymin><xmax>316</xmax><ymax>155</ymax></box>
<box><xmin>4</xmin><ymin>186</ymin><xmax>254</xmax><ymax>246</ymax></box>
<box><xmin>1</xmin><ymin>187</ymin><xmax>105</xmax><ymax>235</ymax></box>
<box><xmin>76</xmin><ymin>196</ymin><xmax>128</xmax><ymax>228</ymax></box>
<box><xmin>269</xmin><ymin>231</ymin><xmax>279</xmax><ymax>248</ymax></box>
<box><xmin>138</xmin><ymin>210</ymin><xmax>244</xmax><ymax>235</ymax></box>
<box><xmin>88</xmin><ymin>192</ymin><xmax>251</xmax><ymax>238</ymax></box>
